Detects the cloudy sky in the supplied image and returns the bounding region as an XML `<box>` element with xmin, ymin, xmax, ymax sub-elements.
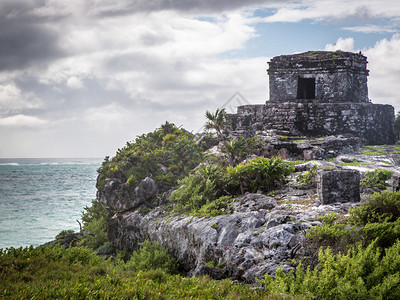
<box><xmin>1</xmin><ymin>0</ymin><xmax>399</xmax><ymax>158</ymax></box>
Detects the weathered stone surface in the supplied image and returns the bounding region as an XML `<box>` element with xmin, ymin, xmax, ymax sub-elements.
<box><xmin>107</xmin><ymin>207</ymin><xmax>315</xmax><ymax>283</ymax></box>
<box><xmin>268</xmin><ymin>51</ymin><xmax>369</xmax><ymax>103</ymax></box>
<box><xmin>393</xmin><ymin>175</ymin><xmax>400</xmax><ymax>192</ymax></box>
<box><xmin>317</xmin><ymin>169</ymin><xmax>360</xmax><ymax>204</ymax></box>
<box><xmin>230</xmin><ymin>102</ymin><xmax>395</xmax><ymax>145</ymax></box>
<box><xmin>98</xmin><ymin>177</ymin><xmax>157</xmax><ymax>212</ymax></box>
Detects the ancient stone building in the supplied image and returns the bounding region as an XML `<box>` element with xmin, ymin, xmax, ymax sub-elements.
<box><xmin>230</xmin><ymin>50</ymin><xmax>396</xmax><ymax>147</ymax></box>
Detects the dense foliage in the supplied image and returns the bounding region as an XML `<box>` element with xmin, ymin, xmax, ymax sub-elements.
<box><xmin>97</xmin><ymin>122</ymin><xmax>204</xmax><ymax>192</ymax></box>
<box><xmin>0</xmin><ymin>245</ymin><xmax>300</xmax><ymax>300</ymax></box>
<box><xmin>262</xmin><ymin>191</ymin><xmax>400</xmax><ymax>299</ymax></box>
<box><xmin>361</xmin><ymin>168</ymin><xmax>393</xmax><ymax>189</ymax></box>
<box><xmin>227</xmin><ymin>156</ymin><xmax>295</xmax><ymax>194</ymax></box>
<box><xmin>261</xmin><ymin>240</ymin><xmax>400</xmax><ymax>300</ymax></box>
<box><xmin>117</xmin><ymin>240</ymin><xmax>178</xmax><ymax>274</ymax></box>
<box><xmin>170</xmin><ymin>157</ymin><xmax>294</xmax><ymax>216</ymax></box>
<box><xmin>79</xmin><ymin>199</ymin><xmax>108</xmax><ymax>249</ymax></box>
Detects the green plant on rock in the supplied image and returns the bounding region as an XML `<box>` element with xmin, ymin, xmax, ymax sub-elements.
<box><xmin>169</xmin><ymin>165</ymin><xmax>232</xmax><ymax>216</ymax></box>
<box><xmin>361</xmin><ymin>168</ymin><xmax>393</xmax><ymax>189</ymax></box>
<box><xmin>97</xmin><ymin>122</ymin><xmax>203</xmax><ymax>192</ymax></box>
<box><xmin>55</xmin><ymin>229</ymin><xmax>75</xmax><ymax>240</ymax></box>
<box><xmin>296</xmin><ymin>164</ymin><xmax>318</xmax><ymax>185</ymax></box>
<box><xmin>227</xmin><ymin>156</ymin><xmax>295</xmax><ymax>194</ymax></box>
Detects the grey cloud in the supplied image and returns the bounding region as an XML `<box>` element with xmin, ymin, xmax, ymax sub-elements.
<box><xmin>0</xmin><ymin>0</ymin><xmax>65</xmax><ymax>71</ymax></box>
<box><xmin>89</xmin><ymin>0</ymin><xmax>283</xmax><ymax>16</ymax></box>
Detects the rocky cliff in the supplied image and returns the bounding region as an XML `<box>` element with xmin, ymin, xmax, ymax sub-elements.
<box><xmin>99</xmin><ymin>143</ymin><xmax>400</xmax><ymax>283</ymax></box>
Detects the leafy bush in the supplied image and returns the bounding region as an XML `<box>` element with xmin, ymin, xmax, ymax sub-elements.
<box><xmin>260</xmin><ymin>240</ymin><xmax>400</xmax><ymax>299</ymax></box>
<box><xmin>227</xmin><ymin>156</ymin><xmax>295</xmax><ymax>194</ymax></box>
<box><xmin>97</xmin><ymin>122</ymin><xmax>203</xmax><ymax>192</ymax></box>
<box><xmin>97</xmin><ymin>241</ymin><xmax>114</xmax><ymax>255</ymax></box>
<box><xmin>79</xmin><ymin>199</ymin><xmax>108</xmax><ymax>249</ymax></box>
<box><xmin>361</xmin><ymin>168</ymin><xmax>393</xmax><ymax>189</ymax></box>
<box><xmin>350</xmin><ymin>191</ymin><xmax>400</xmax><ymax>225</ymax></box>
<box><xmin>118</xmin><ymin>240</ymin><xmax>178</xmax><ymax>274</ymax></box>
<box><xmin>169</xmin><ymin>166</ymin><xmax>232</xmax><ymax>216</ymax></box>
<box><xmin>55</xmin><ymin>229</ymin><xmax>75</xmax><ymax>240</ymax></box>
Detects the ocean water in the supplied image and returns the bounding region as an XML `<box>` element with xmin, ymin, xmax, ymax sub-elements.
<box><xmin>0</xmin><ymin>158</ymin><xmax>102</xmax><ymax>249</ymax></box>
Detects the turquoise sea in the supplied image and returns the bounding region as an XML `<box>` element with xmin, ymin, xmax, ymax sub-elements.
<box><xmin>0</xmin><ymin>158</ymin><xmax>102</xmax><ymax>249</ymax></box>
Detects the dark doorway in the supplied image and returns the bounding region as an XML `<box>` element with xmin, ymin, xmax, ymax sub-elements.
<box><xmin>297</xmin><ymin>77</ymin><xmax>315</xmax><ymax>99</ymax></box>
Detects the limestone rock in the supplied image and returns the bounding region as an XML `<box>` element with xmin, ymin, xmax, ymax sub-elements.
<box><xmin>98</xmin><ymin>177</ymin><xmax>157</xmax><ymax>212</ymax></box>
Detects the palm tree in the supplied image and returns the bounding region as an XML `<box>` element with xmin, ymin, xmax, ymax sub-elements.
<box><xmin>204</xmin><ymin>108</ymin><xmax>234</xmax><ymax>166</ymax></box>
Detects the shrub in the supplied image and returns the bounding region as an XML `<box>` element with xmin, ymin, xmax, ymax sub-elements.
<box><xmin>97</xmin><ymin>122</ymin><xmax>203</xmax><ymax>192</ymax></box>
<box><xmin>169</xmin><ymin>172</ymin><xmax>217</xmax><ymax>212</ymax></box>
<box><xmin>361</xmin><ymin>168</ymin><xmax>393</xmax><ymax>189</ymax></box>
<box><xmin>79</xmin><ymin>199</ymin><xmax>108</xmax><ymax>249</ymax></box>
<box><xmin>119</xmin><ymin>240</ymin><xmax>178</xmax><ymax>274</ymax></box>
<box><xmin>260</xmin><ymin>240</ymin><xmax>400</xmax><ymax>299</ymax></box>
<box><xmin>227</xmin><ymin>156</ymin><xmax>295</xmax><ymax>194</ymax></box>
<box><xmin>55</xmin><ymin>229</ymin><xmax>75</xmax><ymax>240</ymax></box>
<box><xmin>97</xmin><ymin>241</ymin><xmax>114</xmax><ymax>255</ymax></box>
<box><xmin>349</xmin><ymin>191</ymin><xmax>400</xmax><ymax>225</ymax></box>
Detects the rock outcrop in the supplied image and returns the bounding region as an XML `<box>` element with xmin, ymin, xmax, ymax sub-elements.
<box><xmin>102</xmin><ymin>146</ymin><xmax>399</xmax><ymax>283</ymax></box>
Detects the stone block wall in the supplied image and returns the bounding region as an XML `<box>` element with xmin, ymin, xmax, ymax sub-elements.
<box><xmin>268</xmin><ymin>51</ymin><xmax>369</xmax><ymax>103</ymax></box>
<box><xmin>317</xmin><ymin>169</ymin><xmax>360</xmax><ymax>204</ymax></box>
<box><xmin>230</xmin><ymin>102</ymin><xmax>395</xmax><ymax>145</ymax></box>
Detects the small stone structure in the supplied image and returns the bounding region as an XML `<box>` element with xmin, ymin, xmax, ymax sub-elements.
<box><xmin>393</xmin><ymin>175</ymin><xmax>400</xmax><ymax>193</ymax></box>
<box><xmin>268</xmin><ymin>51</ymin><xmax>369</xmax><ymax>103</ymax></box>
<box><xmin>317</xmin><ymin>169</ymin><xmax>360</xmax><ymax>204</ymax></box>
<box><xmin>229</xmin><ymin>51</ymin><xmax>396</xmax><ymax>147</ymax></box>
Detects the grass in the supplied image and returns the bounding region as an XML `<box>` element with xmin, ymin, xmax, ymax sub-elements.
<box><xmin>360</xmin><ymin>150</ymin><xmax>386</xmax><ymax>156</ymax></box>
<box><xmin>338</xmin><ymin>160</ymin><xmax>365</xmax><ymax>166</ymax></box>
<box><xmin>393</xmin><ymin>151</ymin><xmax>400</xmax><ymax>155</ymax></box>
<box><xmin>363</xmin><ymin>145</ymin><xmax>384</xmax><ymax>150</ymax></box>
<box><xmin>0</xmin><ymin>245</ymin><xmax>303</xmax><ymax>300</ymax></box>
<box><xmin>394</xmin><ymin>145</ymin><xmax>400</xmax><ymax>151</ymax></box>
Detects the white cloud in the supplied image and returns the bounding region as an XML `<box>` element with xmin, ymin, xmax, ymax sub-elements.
<box><xmin>324</xmin><ymin>37</ymin><xmax>355</xmax><ymax>52</ymax></box>
<box><xmin>365</xmin><ymin>34</ymin><xmax>400</xmax><ymax>112</ymax></box>
<box><xmin>0</xmin><ymin>82</ymin><xmax>42</xmax><ymax>115</ymax></box>
<box><xmin>66</xmin><ymin>76</ymin><xmax>84</xmax><ymax>89</ymax></box>
<box><xmin>342</xmin><ymin>24</ymin><xmax>397</xmax><ymax>34</ymax></box>
<box><xmin>0</xmin><ymin>114</ymin><xmax>48</xmax><ymax>127</ymax></box>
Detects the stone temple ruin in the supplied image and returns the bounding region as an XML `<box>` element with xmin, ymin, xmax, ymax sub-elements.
<box><xmin>230</xmin><ymin>51</ymin><xmax>396</xmax><ymax>159</ymax></box>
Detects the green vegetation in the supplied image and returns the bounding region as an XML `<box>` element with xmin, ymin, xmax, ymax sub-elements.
<box><xmin>296</xmin><ymin>164</ymin><xmax>318</xmax><ymax>185</ymax></box>
<box><xmin>0</xmin><ymin>245</ymin><xmax>297</xmax><ymax>300</ymax></box>
<box><xmin>79</xmin><ymin>199</ymin><xmax>108</xmax><ymax>250</ymax></box>
<box><xmin>227</xmin><ymin>156</ymin><xmax>295</xmax><ymax>194</ymax></box>
<box><xmin>205</xmin><ymin>108</ymin><xmax>234</xmax><ymax>166</ymax></box>
<box><xmin>393</xmin><ymin>151</ymin><xmax>400</xmax><ymax>155</ymax></box>
<box><xmin>338</xmin><ymin>159</ymin><xmax>365</xmax><ymax>166</ymax></box>
<box><xmin>170</xmin><ymin>156</ymin><xmax>294</xmax><ymax>216</ymax></box>
<box><xmin>361</xmin><ymin>168</ymin><xmax>393</xmax><ymax>189</ymax></box>
<box><xmin>361</xmin><ymin>149</ymin><xmax>386</xmax><ymax>156</ymax></box>
<box><xmin>260</xmin><ymin>241</ymin><xmax>400</xmax><ymax>300</ymax></box>
<box><xmin>55</xmin><ymin>229</ymin><xmax>75</xmax><ymax>240</ymax></box>
<box><xmin>261</xmin><ymin>191</ymin><xmax>400</xmax><ymax>299</ymax></box>
<box><xmin>97</xmin><ymin>122</ymin><xmax>203</xmax><ymax>192</ymax></box>
<box><xmin>117</xmin><ymin>240</ymin><xmax>177</xmax><ymax>274</ymax></box>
